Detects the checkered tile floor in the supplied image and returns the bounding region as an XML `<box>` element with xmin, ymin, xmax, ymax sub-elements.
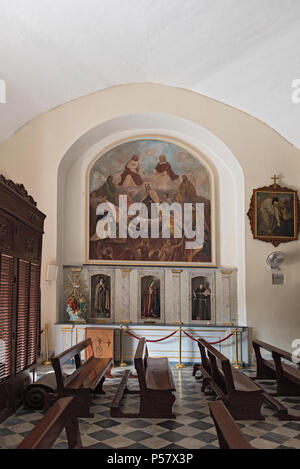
<box><xmin>1</xmin><ymin>366</ymin><xmax>300</xmax><ymax>449</ymax></box>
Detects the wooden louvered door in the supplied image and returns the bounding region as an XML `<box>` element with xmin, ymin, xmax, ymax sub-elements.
<box><xmin>0</xmin><ymin>254</ymin><xmax>14</xmax><ymax>381</ymax></box>
<box><xmin>15</xmin><ymin>260</ymin><xmax>30</xmax><ymax>374</ymax></box>
<box><xmin>27</xmin><ymin>263</ymin><xmax>40</xmax><ymax>368</ymax></box>
<box><xmin>0</xmin><ymin>254</ymin><xmax>15</xmax><ymax>421</ymax></box>
<box><xmin>15</xmin><ymin>261</ymin><xmax>40</xmax><ymax>374</ymax></box>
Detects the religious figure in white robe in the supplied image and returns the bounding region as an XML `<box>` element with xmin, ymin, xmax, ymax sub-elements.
<box><xmin>118</xmin><ymin>154</ymin><xmax>144</xmax><ymax>188</ymax></box>
<box><xmin>151</xmin><ymin>154</ymin><xmax>179</xmax><ymax>190</ymax></box>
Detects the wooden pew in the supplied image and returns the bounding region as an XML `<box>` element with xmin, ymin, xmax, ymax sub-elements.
<box><xmin>253</xmin><ymin>339</ymin><xmax>300</xmax><ymax>396</ymax></box>
<box><xmin>111</xmin><ymin>337</ymin><xmax>176</xmax><ymax>418</ymax></box>
<box><xmin>199</xmin><ymin>338</ymin><xmax>264</xmax><ymax>420</ymax></box>
<box><xmin>193</xmin><ymin>340</ymin><xmax>213</xmax><ymax>394</ymax></box>
<box><xmin>209</xmin><ymin>400</ymin><xmax>253</xmax><ymax>450</ymax></box>
<box><xmin>17</xmin><ymin>396</ymin><xmax>83</xmax><ymax>449</ymax></box>
<box><xmin>51</xmin><ymin>338</ymin><xmax>112</xmax><ymax>418</ymax></box>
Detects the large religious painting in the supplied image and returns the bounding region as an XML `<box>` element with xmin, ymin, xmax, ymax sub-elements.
<box><xmin>248</xmin><ymin>182</ymin><xmax>299</xmax><ymax>247</ymax></box>
<box><xmin>90</xmin><ymin>274</ymin><xmax>111</xmax><ymax>321</ymax></box>
<box><xmin>190</xmin><ymin>273</ymin><xmax>215</xmax><ymax>324</ymax></box>
<box><xmin>86</xmin><ymin>136</ymin><xmax>215</xmax><ymax>266</ymax></box>
<box><xmin>141</xmin><ymin>275</ymin><xmax>161</xmax><ymax>321</ymax></box>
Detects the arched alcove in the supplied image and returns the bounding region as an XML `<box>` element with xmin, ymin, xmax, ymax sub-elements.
<box><xmin>57</xmin><ymin>112</ymin><xmax>246</xmax><ymax>324</ymax></box>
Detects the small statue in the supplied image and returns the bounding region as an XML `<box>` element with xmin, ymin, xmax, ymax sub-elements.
<box><xmin>94</xmin><ymin>277</ymin><xmax>110</xmax><ymax>318</ymax></box>
<box><xmin>78</xmin><ymin>293</ymin><xmax>87</xmax><ymax>318</ymax></box>
<box><xmin>66</xmin><ymin>294</ymin><xmax>85</xmax><ymax>322</ymax></box>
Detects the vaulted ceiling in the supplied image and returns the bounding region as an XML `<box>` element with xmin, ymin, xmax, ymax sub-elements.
<box><xmin>1</xmin><ymin>0</ymin><xmax>300</xmax><ymax>147</ymax></box>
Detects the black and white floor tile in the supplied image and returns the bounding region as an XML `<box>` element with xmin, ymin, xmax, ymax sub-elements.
<box><xmin>0</xmin><ymin>366</ymin><xmax>300</xmax><ymax>449</ymax></box>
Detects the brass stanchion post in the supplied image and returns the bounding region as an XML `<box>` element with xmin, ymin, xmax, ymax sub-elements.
<box><xmin>119</xmin><ymin>323</ymin><xmax>127</xmax><ymax>367</ymax></box>
<box><xmin>42</xmin><ymin>324</ymin><xmax>51</xmax><ymax>365</ymax></box>
<box><xmin>175</xmin><ymin>324</ymin><xmax>185</xmax><ymax>368</ymax></box>
<box><xmin>232</xmin><ymin>328</ymin><xmax>243</xmax><ymax>369</ymax></box>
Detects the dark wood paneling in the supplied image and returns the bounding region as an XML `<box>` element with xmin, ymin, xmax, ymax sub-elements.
<box><xmin>0</xmin><ymin>175</ymin><xmax>45</xmax><ymax>422</ymax></box>
<box><xmin>0</xmin><ymin>213</ymin><xmax>15</xmax><ymax>252</ymax></box>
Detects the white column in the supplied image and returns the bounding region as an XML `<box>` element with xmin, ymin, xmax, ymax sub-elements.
<box><xmin>221</xmin><ymin>270</ymin><xmax>232</xmax><ymax>325</ymax></box>
<box><xmin>120</xmin><ymin>268</ymin><xmax>131</xmax><ymax>322</ymax></box>
<box><xmin>171</xmin><ymin>270</ymin><xmax>182</xmax><ymax>323</ymax></box>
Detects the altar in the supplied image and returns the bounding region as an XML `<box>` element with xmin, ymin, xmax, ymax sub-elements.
<box><xmin>55</xmin><ymin>136</ymin><xmax>248</xmax><ymax>366</ymax></box>
<box><xmin>55</xmin><ymin>261</ymin><xmax>248</xmax><ymax>365</ymax></box>
<box><xmin>54</xmin><ymin>323</ymin><xmax>249</xmax><ymax>366</ymax></box>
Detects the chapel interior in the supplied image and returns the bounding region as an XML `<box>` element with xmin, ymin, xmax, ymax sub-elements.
<box><xmin>0</xmin><ymin>1</ymin><xmax>300</xmax><ymax>452</ymax></box>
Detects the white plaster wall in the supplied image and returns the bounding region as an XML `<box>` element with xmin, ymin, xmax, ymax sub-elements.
<box><xmin>0</xmin><ymin>83</ymin><xmax>299</xmax><ymax>353</ymax></box>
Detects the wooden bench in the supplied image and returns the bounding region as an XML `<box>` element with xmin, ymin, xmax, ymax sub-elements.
<box><xmin>198</xmin><ymin>338</ymin><xmax>264</xmax><ymax>420</ymax></box>
<box><xmin>51</xmin><ymin>338</ymin><xmax>112</xmax><ymax>418</ymax></box>
<box><xmin>111</xmin><ymin>337</ymin><xmax>176</xmax><ymax>418</ymax></box>
<box><xmin>209</xmin><ymin>400</ymin><xmax>253</xmax><ymax>449</ymax></box>
<box><xmin>193</xmin><ymin>340</ymin><xmax>213</xmax><ymax>394</ymax></box>
<box><xmin>253</xmin><ymin>339</ymin><xmax>300</xmax><ymax>396</ymax></box>
<box><xmin>17</xmin><ymin>396</ymin><xmax>83</xmax><ymax>449</ymax></box>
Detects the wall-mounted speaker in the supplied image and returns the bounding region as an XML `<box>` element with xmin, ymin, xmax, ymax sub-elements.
<box><xmin>45</xmin><ymin>265</ymin><xmax>58</xmax><ymax>282</ymax></box>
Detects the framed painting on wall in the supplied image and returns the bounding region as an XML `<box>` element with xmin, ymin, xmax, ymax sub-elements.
<box><xmin>189</xmin><ymin>272</ymin><xmax>216</xmax><ymax>324</ymax></box>
<box><xmin>86</xmin><ymin>136</ymin><xmax>216</xmax><ymax>266</ymax></box>
<box><xmin>248</xmin><ymin>183</ymin><xmax>299</xmax><ymax>247</ymax></box>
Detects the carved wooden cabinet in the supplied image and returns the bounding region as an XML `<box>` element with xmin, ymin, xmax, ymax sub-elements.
<box><xmin>0</xmin><ymin>175</ymin><xmax>46</xmax><ymax>422</ymax></box>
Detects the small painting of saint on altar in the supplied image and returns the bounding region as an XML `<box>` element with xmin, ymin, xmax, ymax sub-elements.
<box><xmin>90</xmin><ymin>274</ymin><xmax>111</xmax><ymax>320</ymax></box>
<box><xmin>141</xmin><ymin>275</ymin><xmax>161</xmax><ymax>320</ymax></box>
<box><xmin>191</xmin><ymin>276</ymin><xmax>212</xmax><ymax>321</ymax></box>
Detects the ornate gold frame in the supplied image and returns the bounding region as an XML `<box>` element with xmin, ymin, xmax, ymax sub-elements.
<box><xmin>247</xmin><ymin>183</ymin><xmax>299</xmax><ymax>247</ymax></box>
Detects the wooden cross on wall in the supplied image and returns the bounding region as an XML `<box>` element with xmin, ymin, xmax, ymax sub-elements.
<box><xmin>271</xmin><ymin>174</ymin><xmax>280</xmax><ymax>188</ymax></box>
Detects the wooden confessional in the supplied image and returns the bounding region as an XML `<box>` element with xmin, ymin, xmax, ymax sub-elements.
<box><xmin>0</xmin><ymin>175</ymin><xmax>46</xmax><ymax>422</ymax></box>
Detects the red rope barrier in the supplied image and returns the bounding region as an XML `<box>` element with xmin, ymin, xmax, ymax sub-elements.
<box><xmin>183</xmin><ymin>329</ymin><xmax>235</xmax><ymax>344</ymax></box>
<box><xmin>126</xmin><ymin>329</ymin><xmax>178</xmax><ymax>343</ymax></box>
<box><xmin>124</xmin><ymin>328</ymin><xmax>234</xmax><ymax>345</ymax></box>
